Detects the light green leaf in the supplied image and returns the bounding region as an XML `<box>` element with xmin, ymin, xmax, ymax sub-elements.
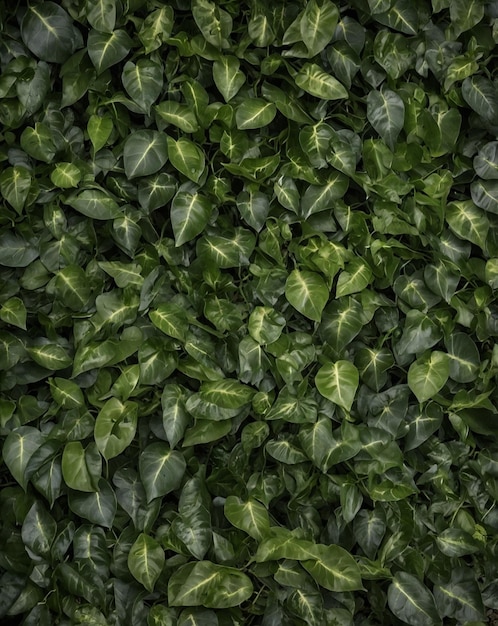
<box><xmin>65</xmin><ymin>189</ymin><xmax>121</xmax><ymax>219</ymax></box>
<box><xmin>171</xmin><ymin>191</ymin><xmax>213</xmax><ymax>247</ymax></box>
<box><xmin>224</xmin><ymin>496</ymin><xmax>270</xmax><ymax>541</ymax></box>
<box><xmin>149</xmin><ymin>302</ymin><xmax>189</xmax><ymax>342</ymax></box>
<box><xmin>367</xmin><ymin>88</ymin><xmax>405</xmax><ymax>150</ymax></box>
<box><xmin>62</xmin><ymin>441</ymin><xmax>101</xmax><ymax>492</ymax></box>
<box><xmin>0</xmin><ymin>166</ymin><xmax>32</xmax><ymax>214</ymax></box>
<box><xmin>87</xmin><ymin>115</ymin><xmax>113</xmax><ymax>152</ymax></box>
<box><xmin>446</xmin><ymin>200</ymin><xmax>489</xmax><ymax>249</ymax></box>
<box><xmin>138</xmin><ymin>6</ymin><xmax>174</xmax><ymax>54</ymax></box>
<box><xmin>295</xmin><ymin>63</ymin><xmax>348</xmax><ymax>100</ymax></box>
<box><xmin>388</xmin><ymin>572</ymin><xmax>441</xmax><ymax>626</ymax></box>
<box><xmin>123</xmin><ymin>130</ymin><xmax>168</xmax><ymax>179</ymax></box>
<box><xmin>0</xmin><ymin>297</ymin><xmax>27</xmax><ymax>330</ymax></box>
<box><xmin>408</xmin><ymin>351</ymin><xmax>450</xmax><ymax>403</ymax></box>
<box><xmin>336</xmin><ymin>259</ymin><xmax>372</xmax><ymax>297</ymax></box>
<box><xmin>192</xmin><ymin>0</ymin><xmax>232</xmax><ymax>49</ymax></box>
<box><xmin>50</xmin><ymin>162</ymin><xmax>81</xmax><ymax>189</ymax></box>
<box><xmin>300</xmin><ymin>0</ymin><xmax>339</xmax><ymax>57</ymax></box>
<box><xmin>139</xmin><ymin>442</ymin><xmax>186</xmax><ymax>502</ymax></box>
<box><xmin>285</xmin><ymin>269</ymin><xmax>329</xmax><ymax>322</ymax></box>
<box><xmin>49</xmin><ymin>377</ymin><xmax>85</xmax><ymax>408</ymax></box>
<box><xmin>94</xmin><ymin>398</ymin><xmax>138</xmax><ymax>460</ymax></box>
<box><xmin>128</xmin><ymin>533</ymin><xmax>165</xmax><ymax>593</ymax></box>
<box><xmin>167</xmin><ymin>136</ymin><xmax>205</xmax><ymax>183</ymax></box>
<box><xmin>248</xmin><ymin>306</ymin><xmax>286</xmax><ymax>344</ymax></box>
<box><xmin>168</xmin><ymin>561</ymin><xmax>253</xmax><ymax>608</ymax></box>
<box><xmin>303</xmin><ymin>544</ymin><xmax>363</xmax><ymax>592</ymax></box>
<box><xmin>300</xmin><ymin>172</ymin><xmax>349</xmax><ymax>218</ymax></box>
<box><xmin>235</xmin><ymin>99</ymin><xmax>277</xmax><ymax>130</ymax></box>
<box><xmin>54</xmin><ymin>265</ymin><xmax>92</xmax><ymax>310</ymax></box>
<box><xmin>155</xmin><ymin>101</ymin><xmax>200</xmax><ymax>133</ymax></box>
<box><xmin>213</xmin><ymin>55</ymin><xmax>245</xmax><ymax>102</ymax></box>
<box><xmin>199</xmin><ymin>379</ymin><xmax>255</xmax><ymax>409</ymax></box>
<box><xmin>27</xmin><ymin>342</ymin><xmax>72</xmax><ymax>370</ymax></box>
<box><xmin>87</xmin><ymin>29</ymin><xmax>133</xmax><ymax>74</ymax></box>
<box><xmin>315</xmin><ymin>360</ymin><xmax>359</xmax><ymax>411</ymax></box>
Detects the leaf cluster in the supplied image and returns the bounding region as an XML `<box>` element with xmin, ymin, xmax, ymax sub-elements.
<box><xmin>1</xmin><ymin>0</ymin><xmax>498</xmax><ymax>625</ymax></box>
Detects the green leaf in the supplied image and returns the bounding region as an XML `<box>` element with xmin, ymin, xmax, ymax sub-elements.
<box><xmin>446</xmin><ymin>200</ymin><xmax>489</xmax><ymax>249</ymax></box>
<box><xmin>122</xmin><ymin>59</ymin><xmax>163</xmax><ymax>114</ymax></box>
<box><xmin>434</xmin><ymin>569</ymin><xmax>485</xmax><ymax>622</ymax></box>
<box><xmin>213</xmin><ymin>55</ymin><xmax>245</xmax><ymax>102</ymax></box>
<box><xmin>171</xmin><ymin>191</ymin><xmax>213</xmax><ymax>247</ymax></box>
<box><xmin>224</xmin><ymin>496</ymin><xmax>270</xmax><ymax>541</ymax></box>
<box><xmin>285</xmin><ymin>269</ymin><xmax>329</xmax><ymax>321</ymax></box>
<box><xmin>65</xmin><ymin>189</ymin><xmax>121</xmax><ymax>219</ymax></box>
<box><xmin>168</xmin><ymin>561</ymin><xmax>253</xmax><ymax>608</ymax></box>
<box><xmin>86</xmin><ymin>0</ymin><xmax>116</xmax><ymax>33</ymax></box>
<box><xmin>87</xmin><ymin>115</ymin><xmax>113</xmax><ymax>152</ymax></box>
<box><xmin>0</xmin><ymin>166</ymin><xmax>32</xmax><ymax>214</ymax></box>
<box><xmin>87</xmin><ymin>29</ymin><xmax>133</xmax><ymax>74</ymax></box>
<box><xmin>235</xmin><ymin>99</ymin><xmax>277</xmax><ymax>130</ymax></box>
<box><xmin>128</xmin><ymin>533</ymin><xmax>165</xmax><ymax>593</ymax></box>
<box><xmin>149</xmin><ymin>302</ymin><xmax>188</xmax><ymax>341</ymax></box>
<box><xmin>315</xmin><ymin>360</ymin><xmax>359</xmax><ymax>411</ymax></box>
<box><xmin>388</xmin><ymin>572</ymin><xmax>441</xmax><ymax>626</ymax></box>
<box><xmin>123</xmin><ymin>130</ymin><xmax>168</xmax><ymax>179</ymax></box>
<box><xmin>50</xmin><ymin>162</ymin><xmax>82</xmax><ymax>188</ymax></box>
<box><xmin>0</xmin><ymin>297</ymin><xmax>27</xmax><ymax>330</ymax></box>
<box><xmin>197</xmin><ymin>229</ymin><xmax>256</xmax><ymax>268</ymax></box>
<box><xmin>192</xmin><ymin>0</ymin><xmax>232</xmax><ymax>49</ymax></box>
<box><xmin>199</xmin><ymin>379</ymin><xmax>255</xmax><ymax>409</ymax></box>
<box><xmin>300</xmin><ymin>173</ymin><xmax>349</xmax><ymax>218</ymax></box>
<box><xmin>138</xmin><ymin>6</ymin><xmax>174</xmax><ymax>54</ymax></box>
<box><xmin>94</xmin><ymin>398</ymin><xmax>138</xmax><ymax>460</ymax></box>
<box><xmin>139</xmin><ymin>442</ymin><xmax>186</xmax><ymax>502</ymax></box>
<box><xmin>27</xmin><ymin>342</ymin><xmax>72</xmax><ymax>371</ymax></box>
<box><xmin>167</xmin><ymin>136</ymin><xmax>205</xmax><ymax>183</ymax></box>
<box><xmin>155</xmin><ymin>101</ymin><xmax>200</xmax><ymax>133</ymax></box>
<box><xmin>303</xmin><ymin>544</ymin><xmax>363</xmax><ymax>592</ymax></box>
<box><xmin>367</xmin><ymin>88</ymin><xmax>405</xmax><ymax>150</ymax></box>
<box><xmin>336</xmin><ymin>259</ymin><xmax>372</xmax><ymax>297</ymax></box>
<box><xmin>474</xmin><ymin>141</ymin><xmax>498</xmax><ymax>179</ymax></box>
<box><xmin>54</xmin><ymin>265</ymin><xmax>92</xmax><ymax>310</ymax></box>
<box><xmin>3</xmin><ymin>426</ymin><xmax>45</xmax><ymax>490</ymax></box>
<box><xmin>408</xmin><ymin>351</ymin><xmax>450</xmax><ymax>403</ymax></box>
<box><xmin>20</xmin><ymin>122</ymin><xmax>56</xmax><ymax>163</ymax></box>
<box><xmin>49</xmin><ymin>377</ymin><xmax>85</xmax><ymax>408</ymax></box>
<box><xmin>300</xmin><ymin>0</ymin><xmax>339</xmax><ymax>57</ymax></box>
<box><xmin>471</xmin><ymin>179</ymin><xmax>498</xmax><ymax>214</ymax></box>
<box><xmin>62</xmin><ymin>441</ymin><xmax>101</xmax><ymax>492</ymax></box>
<box><xmin>21</xmin><ymin>501</ymin><xmax>57</xmax><ymax>559</ymax></box>
<box><xmin>0</xmin><ymin>233</ymin><xmax>38</xmax><ymax>268</ymax></box>
<box><xmin>295</xmin><ymin>63</ymin><xmax>349</xmax><ymax>100</ymax></box>
<box><xmin>445</xmin><ymin>332</ymin><xmax>480</xmax><ymax>383</ymax></box>
<box><xmin>21</xmin><ymin>2</ymin><xmax>81</xmax><ymax>63</ymax></box>
<box><xmin>68</xmin><ymin>478</ymin><xmax>117</xmax><ymax>527</ymax></box>
<box><xmin>436</xmin><ymin>528</ymin><xmax>481</xmax><ymax>557</ymax></box>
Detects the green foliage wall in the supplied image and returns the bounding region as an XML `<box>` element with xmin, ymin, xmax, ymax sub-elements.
<box><xmin>1</xmin><ymin>0</ymin><xmax>498</xmax><ymax>624</ymax></box>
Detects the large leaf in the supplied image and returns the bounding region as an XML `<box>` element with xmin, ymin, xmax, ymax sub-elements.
<box><xmin>122</xmin><ymin>59</ymin><xmax>163</xmax><ymax>114</ymax></box>
<box><xmin>168</xmin><ymin>561</ymin><xmax>253</xmax><ymax>608</ymax></box>
<box><xmin>167</xmin><ymin>136</ymin><xmax>205</xmax><ymax>183</ymax></box>
<box><xmin>213</xmin><ymin>55</ymin><xmax>245</xmax><ymax>102</ymax></box>
<box><xmin>295</xmin><ymin>63</ymin><xmax>348</xmax><ymax>100</ymax></box>
<box><xmin>408</xmin><ymin>351</ymin><xmax>450</xmax><ymax>403</ymax></box>
<box><xmin>21</xmin><ymin>2</ymin><xmax>82</xmax><ymax>63</ymax></box>
<box><xmin>139</xmin><ymin>442</ymin><xmax>186</xmax><ymax>502</ymax></box>
<box><xmin>171</xmin><ymin>191</ymin><xmax>213</xmax><ymax>247</ymax></box>
<box><xmin>224</xmin><ymin>496</ymin><xmax>270</xmax><ymax>541</ymax></box>
<box><xmin>285</xmin><ymin>269</ymin><xmax>329</xmax><ymax>321</ymax></box>
<box><xmin>388</xmin><ymin>572</ymin><xmax>441</xmax><ymax>626</ymax></box>
<box><xmin>94</xmin><ymin>398</ymin><xmax>138</xmax><ymax>460</ymax></box>
<box><xmin>367</xmin><ymin>88</ymin><xmax>405</xmax><ymax>150</ymax></box>
<box><xmin>87</xmin><ymin>29</ymin><xmax>133</xmax><ymax>74</ymax></box>
<box><xmin>127</xmin><ymin>533</ymin><xmax>165</xmax><ymax>593</ymax></box>
<box><xmin>123</xmin><ymin>130</ymin><xmax>168</xmax><ymax>179</ymax></box>
<box><xmin>315</xmin><ymin>361</ymin><xmax>359</xmax><ymax>411</ymax></box>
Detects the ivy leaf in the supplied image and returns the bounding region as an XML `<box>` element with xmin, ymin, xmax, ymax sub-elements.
<box><xmin>123</xmin><ymin>130</ymin><xmax>168</xmax><ymax>179</ymax></box>
<box><xmin>315</xmin><ymin>360</ymin><xmax>359</xmax><ymax>411</ymax></box>
<box><xmin>408</xmin><ymin>351</ymin><xmax>450</xmax><ymax>403</ymax></box>
<box><xmin>128</xmin><ymin>533</ymin><xmax>165</xmax><ymax>593</ymax></box>
<box><xmin>285</xmin><ymin>269</ymin><xmax>329</xmax><ymax>321</ymax></box>
<box><xmin>171</xmin><ymin>191</ymin><xmax>213</xmax><ymax>247</ymax></box>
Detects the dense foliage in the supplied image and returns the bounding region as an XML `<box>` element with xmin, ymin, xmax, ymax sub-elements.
<box><xmin>1</xmin><ymin>0</ymin><xmax>498</xmax><ymax>624</ymax></box>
